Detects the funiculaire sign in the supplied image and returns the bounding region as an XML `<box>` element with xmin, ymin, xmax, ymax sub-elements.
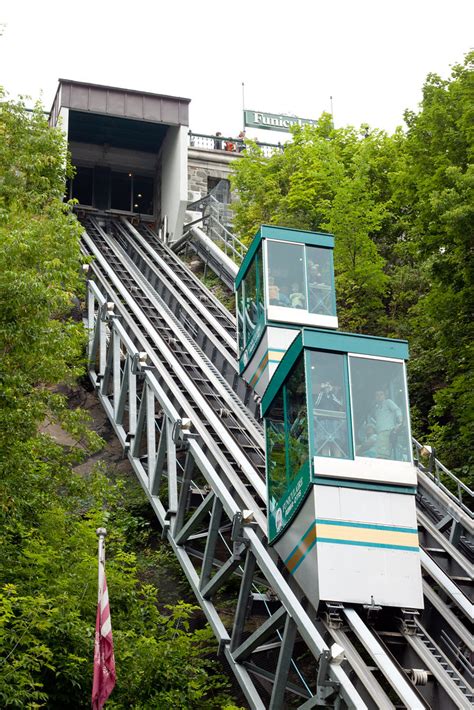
<box><xmin>244</xmin><ymin>109</ymin><xmax>317</xmax><ymax>133</ymax></box>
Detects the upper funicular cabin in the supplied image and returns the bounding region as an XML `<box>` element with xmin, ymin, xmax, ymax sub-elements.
<box><xmin>49</xmin><ymin>79</ymin><xmax>190</xmax><ymax>241</ymax></box>
<box><xmin>235</xmin><ymin>225</ymin><xmax>337</xmax><ymax>397</ymax></box>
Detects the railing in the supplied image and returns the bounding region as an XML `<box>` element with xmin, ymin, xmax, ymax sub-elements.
<box><xmin>413</xmin><ymin>438</ymin><xmax>473</xmax><ymax>516</ymax></box>
<box><xmin>187</xmin><ymin>193</ymin><xmax>247</xmax><ymax>264</ymax></box>
<box><xmin>188</xmin><ymin>131</ymin><xmax>283</xmax><ymax>159</ymax></box>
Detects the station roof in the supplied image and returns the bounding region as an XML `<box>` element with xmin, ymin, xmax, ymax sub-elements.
<box><xmin>50</xmin><ymin>78</ymin><xmax>190</xmax><ymax>129</ymax></box>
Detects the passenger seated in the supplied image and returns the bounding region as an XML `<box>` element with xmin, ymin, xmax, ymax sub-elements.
<box><xmin>290</xmin><ymin>282</ymin><xmax>305</xmax><ymax>308</ymax></box>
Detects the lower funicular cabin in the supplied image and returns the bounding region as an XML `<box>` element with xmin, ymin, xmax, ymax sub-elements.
<box><xmin>259</xmin><ymin>322</ymin><xmax>423</xmax><ymax>610</ymax></box>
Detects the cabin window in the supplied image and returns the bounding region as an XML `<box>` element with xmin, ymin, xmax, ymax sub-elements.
<box><xmin>267</xmin><ymin>241</ymin><xmax>307</xmax><ymax>310</ymax></box>
<box><xmin>349</xmin><ymin>357</ymin><xmax>411</xmax><ymax>462</ymax></box>
<box><xmin>266</xmin><ymin>356</ymin><xmax>309</xmax><ymax>536</ymax></box>
<box><xmin>240</xmin><ymin>246</ymin><xmax>264</xmax><ymax>357</ymax></box>
<box><xmin>309</xmin><ymin>351</ymin><xmax>351</xmax><ymax>459</ymax></box>
<box><xmin>286</xmin><ymin>357</ymin><xmax>308</xmax><ymax>479</ymax></box>
<box><xmin>266</xmin><ymin>391</ymin><xmax>286</xmax><ymax>504</ymax></box>
<box><xmin>236</xmin><ymin>282</ymin><xmax>245</xmax><ymax>352</ymax></box>
<box><xmin>306</xmin><ymin>245</ymin><xmax>336</xmax><ymax>316</ymax></box>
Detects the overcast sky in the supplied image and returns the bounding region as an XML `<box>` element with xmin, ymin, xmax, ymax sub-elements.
<box><xmin>1</xmin><ymin>0</ymin><xmax>472</xmax><ymax>141</ymax></box>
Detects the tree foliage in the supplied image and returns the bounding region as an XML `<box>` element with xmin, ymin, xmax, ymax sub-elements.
<box><xmin>231</xmin><ymin>52</ymin><xmax>473</xmax><ymax>474</ymax></box>
<box><xmin>0</xmin><ymin>94</ymin><xmax>240</xmax><ymax>708</ymax></box>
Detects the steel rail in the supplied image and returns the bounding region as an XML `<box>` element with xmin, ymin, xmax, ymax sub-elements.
<box><xmin>420</xmin><ymin>550</ymin><xmax>473</xmax><ymax>620</ymax></box>
<box><xmin>119</xmin><ymin>218</ymin><xmax>238</xmax><ymax>357</ymax></box>
<box><xmin>81</xmin><ymin>231</ymin><xmax>268</xmax><ymax>517</ymax></box>
<box><xmin>343</xmin><ymin>608</ymin><xmax>426</xmax><ymax>709</ymax></box>
<box><xmin>94</xmin><ymin>222</ymin><xmax>265</xmax><ymax>452</ymax></box>
<box><xmin>417</xmin><ymin>508</ymin><xmax>473</xmax><ymax>578</ymax></box>
<box><xmin>404</xmin><ymin>621</ymin><xmax>474</xmax><ymax>709</ymax></box>
<box><xmin>135</xmin><ymin>221</ymin><xmax>237</xmax><ymax>333</ymax></box>
<box><xmin>422</xmin><ymin>581</ymin><xmax>473</xmax><ymax>653</ymax></box>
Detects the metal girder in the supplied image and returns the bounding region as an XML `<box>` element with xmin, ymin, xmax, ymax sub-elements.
<box><xmin>269</xmin><ymin>615</ymin><xmax>298</xmax><ymax>710</ymax></box>
<box><xmin>175</xmin><ymin>492</ymin><xmax>214</xmax><ymax>546</ymax></box>
<box><xmin>232</xmin><ymin>607</ymin><xmax>287</xmax><ymax>663</ymax></box>
<box><xmin>200</xmin><ymin>496</ymin><xmax>223</xmax><ymax>591</ymax></box>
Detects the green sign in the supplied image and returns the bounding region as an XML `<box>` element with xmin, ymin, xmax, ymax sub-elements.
<box><xmin>244</xmin><ymin>109</ymin><xmax>317</xmax><ymax>133</ymax></box>
<box><xmin>268</xmin><ymin>460</ymin><xmax>311</xmax><ymax>542</ymax></box>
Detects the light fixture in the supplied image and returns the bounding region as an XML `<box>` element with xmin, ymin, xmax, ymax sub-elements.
<box><xmin>137</xmin><ymin>193</ymin><xmax>142</xmax><ymax>197</ymax></box>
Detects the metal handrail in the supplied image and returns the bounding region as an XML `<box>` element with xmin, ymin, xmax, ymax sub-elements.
<box><xmin>413</xmin><ymin>437</ymin><xmax>473</xmax><ymax>516</ymax></box>
<box><xmin>188</xmin><ymin>130</ymin><xmax>283</xmax><ymax>158</ymax></box>
<box><xmin>187</xmin><ymin>193</ymin><xmax>247</xmax><ymax>264</ymax></box>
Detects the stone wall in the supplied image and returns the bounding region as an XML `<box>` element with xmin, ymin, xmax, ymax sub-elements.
<box><xmin>187</xmin><ymin>147</ymin><xmax>242</xmax><ymax>202</ymax></box>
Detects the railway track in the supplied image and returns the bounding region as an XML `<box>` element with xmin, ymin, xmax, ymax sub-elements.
<box><xmin>80</xmin><ymin>213</ymin><xmax>473</xmax><ymax>709</ymax></box>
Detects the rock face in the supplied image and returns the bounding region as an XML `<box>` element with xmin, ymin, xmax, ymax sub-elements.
<box><xmin>41</xmin><ymin>383</ymin><xmax>133</xmax><ymax>478</ymax></box>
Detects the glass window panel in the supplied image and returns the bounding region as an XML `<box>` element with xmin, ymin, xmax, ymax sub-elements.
<box><xmin>266</xmin><ymin>392</ymin><xmax>287</xmax><ymax>505</ymax></box>
<box><xmin>310</xmin><ymin>351</ymin><xmax>350</xmax><ymax>459</ymax></box>
<box><xmin>133</xmin><ymin>175</ymin><xmax>154</xmax><ymax>215</ymax></box>
<box><xmin>237</xmin><ymin>283</ymin><xmax>245</xmax><ymax>352</ymax></box>
<box><xmin>256</xmin><ymin>247</ymin><xmax>264</xmax><ymax>322</ymax></box>
<box><xmin>350</xmin><ymin>357</ymin><xmax>411</xmax><ymax>462</ymax></box>
<box><xmin>307</xmin><ymin>246</ymin><xmax>336</xmax><ymax>316</ymax></box>
<box><xmin>243</xmin><ymin>259</ymin><xmax>258</xmax><ymax>347</ymax></box>
<box><xmin>267</xmin><ymin>241</ymin><xmax>306</xmax><ymax>310</ymax></box>
<box><xmin>286</xmin><ymin>357</ymin><xmax>308</xmax><ymax>479</ymax></box>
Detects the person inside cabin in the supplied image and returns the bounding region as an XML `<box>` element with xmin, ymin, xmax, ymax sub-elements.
<box><xmin>268</xmin><ymin>276</ymin><xmax>280</xmax><ymax>305</ymax></box>
<box><xmin>289</xmin><ymin>282</ymin><xmax>305</xmax><ymax>309</ymax></box>
<box><xmin>278</xmin><ymin>285</ymin><xmax>290</xmax><ymax>307</ymax></box>
<box><xmin>371</xmin><ymin>389</ymin><xmax>403</xmax><ymax>459</ymax></box>
<box><xmin>308</xmin><ymin>260</ymin><xmax>323</xmax><ymax>286</ymax></box>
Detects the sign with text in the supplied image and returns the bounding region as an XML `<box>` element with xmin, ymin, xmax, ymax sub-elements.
<box><xmin>244</xmin><ymin>110</ymin><xmax>317</xmax><ymax>133</ymax></box>
<box><xmin>268</xmin><ymin>459</ymin><xmax>311</xmax><ymax>543</ymax></box>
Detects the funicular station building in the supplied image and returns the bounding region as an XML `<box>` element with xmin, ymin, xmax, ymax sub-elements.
<box><xmin>50</xmin><ymin>78</ymin><xmax>243</xmax><ymax>239</ymax></box>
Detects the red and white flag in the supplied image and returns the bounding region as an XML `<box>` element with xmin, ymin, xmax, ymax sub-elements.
<box><xmin>92</xmin><ymin>529</ymin><xmax>116</xmax><ymax>710</ymax></box>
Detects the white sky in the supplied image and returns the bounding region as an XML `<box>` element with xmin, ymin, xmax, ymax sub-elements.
<box><xmin>1</xmin><ymin>0</ymin><xmax>472</xmax><ymax>141</ymax></box>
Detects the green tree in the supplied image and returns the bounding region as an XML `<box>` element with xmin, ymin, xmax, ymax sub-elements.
<box><xmin>0</xmin><ymin>94</ymin><xmax>240</xmax><ymax>708</ymax></box>
<box><xmin>394</xmin><ymin>52</ymin><xmax>474</xmax><ymax>469</ymax></box>
<box><xmin>231</xmin><ymin>118</ymin><xmax>393</xmax><ymax>333</ymax></box>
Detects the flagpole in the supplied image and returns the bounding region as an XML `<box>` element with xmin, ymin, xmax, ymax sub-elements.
<box><xmin>97</xmin><ymin>527</ymin><xmax>106</xmax><ymax>597</ymax></box>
